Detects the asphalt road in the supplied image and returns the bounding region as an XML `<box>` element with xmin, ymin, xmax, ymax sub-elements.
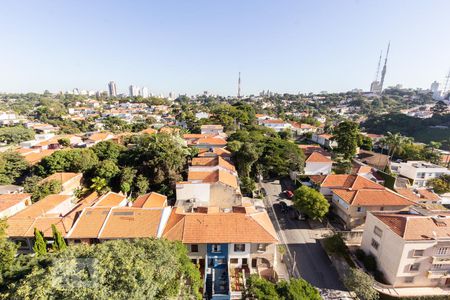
<box><xmin>261</xmin><ymin>179</ymin><xmax>347</xmax><ymax>291</ymax></box>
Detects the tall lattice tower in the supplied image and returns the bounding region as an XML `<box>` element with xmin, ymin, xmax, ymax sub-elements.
<box><xmin>237</xmin><ymin>72</ymin><xmax>241</xmax><ymax>98</ymax></box>
<box><xmin>443</xmin><ymin>69</ymin><xmax>450</xmax><ymax>97</ymax></box>
<box><xmin>379</xmin><ymin>41</ymin><xmax>391</xmax><ymax>92</ymax></box>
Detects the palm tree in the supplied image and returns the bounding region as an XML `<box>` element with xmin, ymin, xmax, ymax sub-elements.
<box><xmin>384</xmin><ymin>132</ymin><xmax>412</xmax><ymax>158</ymax></box>
<box><xmin>90</xmin><ymin>177</ymin><xmax>108</xmax><ymax>194</ymax></box>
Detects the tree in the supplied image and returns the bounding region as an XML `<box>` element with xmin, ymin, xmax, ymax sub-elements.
<box><xmin>57</xmin><ymin>138</ymin><xmax>70</xmax><ymax>147</ymax></box>
<box><xmin>37</xmin><ymin>149</ymin><xmax>99</xmax><ymax>175</ymax></box>
<box><xmin>292</xmin><ymin>185</ymin><xmax>329</xmax><ymax>220</ymax></box>
<box><xmin>94</xmin><ymin>159</ymin><xmax>120</xmax><ymax>180</ymax></box>
<box><xmin>428</xmin><ymin>174</ymin><xmax>450</xmax><ymax>194</ymax></box>
<box><xmin>0</xmin><ymin>219</ymin><xmax>18</xmax><ymax>284</ymax></box>
<box><xmin>359</xmin><ymin>135</ymin><xmax>373</xmax><ymax>151</ymax></box>
<box><xmin>26</xmin><ymin>179</ymin><xmax>62</xmax><ymax>203</ymax></box>
<box><xmin>234</xmin><ymin>142</ymin><xmax>259</xmax><ymax>178</ymax></box>
<box><xmin>135</xmin><ymin>174</ymin><xmax>149</xmax><ymax>195</ymax></box>
<box><xmin>432</xmin><ymin>100</ymin><xmax>448</xmax><ymax>115</ymax></box>
<box><xmin>343</xmin><ymin>268</ymin><xmax>379</xmax><ymax>300</ymax></box>
<box><xmin>333</xmin><ymin>121</ymin><xmax>360</xmax><ymax>160</ymax></box>
<box><xmin>0</xmin><ymin>126</ymin><xmax>35</xmax><ymax>144</ymax></box>
<box><xmin>120</xmin><ymin>167</ymin><xmax>137</xmax><ymax>194</ymax></box>
<box><xmin>276</xmin><ymin>278</ymin><xmax>321</xmax><ymax>300</ymax></box>
<box><xmin>32</xmin><ymin>228</ymin><xmax>47</xmax><ymax>256</ymax></box>
<box><xmin>0</xmin><ymin>151</ymin><xmax>29</xmax><ymax>185</ymax></box>
<box><xmin>90</xmin><ymin>177</ymin><xmax>109</xmax><ymax>195</ymax></box>
<box><xmin>382</xmin><ymin>132</ymin><xmax>413</xmax><ymax>158</ymax></box>
<box><xmin>3</xmin><ymin>239</ymin><xmax>201</xmax><ymax>300</ymax></box>
<box><xmin>244</xmin><ymin>274</ymin><xmax>279</xmax><ymax>300</ymax></box>
<box><xmin>51</xmin><ymin>224</ymin><xmax>67</xmax><ymax>252</ymax></box>
<box><xmin>91</xmin><ymin>140</ymin><xmax>126</xmax><ymax>161</ymax></box>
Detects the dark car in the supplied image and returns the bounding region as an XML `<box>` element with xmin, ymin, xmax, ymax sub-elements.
<box><xmin>279</xmin><ymin>201</ymin><xmax>288</xmax><ymax>213</ymax></box>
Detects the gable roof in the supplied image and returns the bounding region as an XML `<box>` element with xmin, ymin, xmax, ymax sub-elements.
<box><xmin>187</xmin><ymin>169</ymin><xmax>238</xmax><ymax>189</ymax></box>
<box><xmin>93</xmin><ymin>192</ymin><xmax>127</xmax><ymax>207</ymax></box>
<box><xmin>0</xmin><ymin>193</ymin><xmax>31</xmax><ymax>212</ymax></box>
<box><xmin>88</xmin><ymin>132</ymin><xmax>114</xmax><ymax>142</ymax></box>
<box><xmin>191</xmin><ymin>156</ymin><xmax>236</xmax><ymax>172</ymax></box>
<box><xmin>319</xmin><ymin>174</ymin><xmax>385</xmax><ymax>190</ymax></box>
<box><xmin>332</xmin><ymin>189</ymin><xmax>413</xmax><ymax>207</ymax></box>
<box><xmin>40</xmin><ymin>172</ymin><xmax>81</xmax><ymax>185</ymax></box>
<box><xmin>163</xmin><ymin>210</ymin><xmax>278</xmax><ymax>244</ymax></box>
<box><xmin>132</xmin><ymin>192</ymin><xmax>167</xmax><ymax>208</ymax></box>
<box><xmin>306</xmin><ymin>152</ymin><xmax>332</xmax><ymax>163</ymax></box>
<box><xmin>196</xmin><ymin>137</ymin><xmax>227</xmax><ymax>146</ymax></box>
<box><xmin>396</xmin><ymin>188</ymin><xmax>441</xmax><ymax>202</ymax></box>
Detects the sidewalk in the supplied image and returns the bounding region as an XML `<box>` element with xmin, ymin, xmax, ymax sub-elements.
<box><xmin>375</xmin><ymin>283</ymin><xmax>450</xmax><ymax>297</ymax></box>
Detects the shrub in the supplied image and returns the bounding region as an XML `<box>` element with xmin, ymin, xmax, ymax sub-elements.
<box><xmin>363</xmin><ymin>254</ymin><xmax>378</xmax><ymax>273</ymax></box>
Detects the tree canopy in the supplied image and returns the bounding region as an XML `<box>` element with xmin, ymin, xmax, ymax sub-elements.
<box><xmin>0</xmin><ymin>126</ymin><xmax>35</xmax><ymax>144</ymax></box>
<box><xmin>333</xmin><ymin>121</ymin><xmax>360</xmax><ymax>160</ymax></box>
<box><xmin>292</xmin><ymin>185</ymin><xmax>329</xmax><ymax>220</ymax></box>
<box><xmin>0</xmin><ymin>239</ymin><xmax>201</xmax><ymax>300</ymax></box>
<box><xmin>0</xmin><ymin>151</ymin><xmax>29</xmax><ymax>185</ymax></box>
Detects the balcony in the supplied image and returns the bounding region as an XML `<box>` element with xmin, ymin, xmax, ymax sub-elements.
<box><xmin>432</xmin><ymin>256</ymin><xmax>450</xmax><ymax>265</ymax></box>
<box><xmin>427</xmin><ymin>270</ymin><xmax>450</xmax><ymax>279</ymax></box>
<box><xmin>229</xmin><ymin>267</ymin><xmax>248</xmax><ymax>299</ymax></box>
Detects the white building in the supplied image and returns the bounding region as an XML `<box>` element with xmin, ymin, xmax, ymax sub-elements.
<box><xmin>392</xmin><ymin>161</ymin><xmax>450</xmax><ymax>188</ymax></box>
<box><xmin>129</xmin><ymin>85</ymin><xmax>139</xmax><ymax>97</ymax></box>
<box><xmin>361</xmin><ymin>210</ymin><xmax>450</xmax><ymax>289</ymax></box>
<box><xmin>108</xmin><ymin>81</ymin><xmax>117</xmax><ymax>97</ymax></box>
<box><xmin>141</xmin><ymin>87</ymin><xmax>149</xmax><ymax>98</ymax></box>
<box><xmin>304</xmin><ymin>152</ymin><xmax>332</xmax><ymax>175</ymax></box>
<box><xmin>259</xmin><ymin>119</ymin><xmax>292</xmax><ymax>132</ymax></box>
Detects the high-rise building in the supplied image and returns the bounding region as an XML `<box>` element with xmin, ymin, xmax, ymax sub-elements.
<box><xmin>141</xmin><ymin>87</ymin><xmax>149</xmax><ymax>98</ymax></box>
<box><xmin>431</xmin><ymin>81</ymin><xmax>440</xmax><ymax>93</ymax></box>
<box><xmin>129</xmin><ymin>85</ymin><xmax>139</xmax><ymax>97</ymax></box>
<box><xmin>108</xmin><ymin>81</ymin><xmax>117</xmax><ymax>97</ymax></box>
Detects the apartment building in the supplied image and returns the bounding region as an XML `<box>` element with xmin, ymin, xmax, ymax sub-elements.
<box><xmin>392</xmin><ymin>161</ymin><xmax>450</xmax><ymax>188</ymax></box>
<box><xmin>361</xmin><ymin>210</ymin><xmax>450</xmax><ymax>288</ymax></box>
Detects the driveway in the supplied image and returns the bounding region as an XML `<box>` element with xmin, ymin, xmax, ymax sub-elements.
<box><xmin>261</xmin><ymin>179</ymin><xmax>347</xmax><ymax>291</ymax></box>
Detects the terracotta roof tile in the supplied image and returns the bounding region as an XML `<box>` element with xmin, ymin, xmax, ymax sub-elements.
<box><xmin>187</xmin><ymin>170</ymin><xmax>238</xmax><ymax>189</ymax></box>
<box><xmin>132</xmin><ymin>192</ymin><xmax>167</xmax><ymax>208</ymax></box>
<box><xmin>332</xmin><ymin>189</ymin><xmax>413</xmax><ymax>206</ymax></box>
<box><xmin>0</xmin><ymin>194</ymin><xmax>31</xmax><ymax>212</ymax></box>
<box><xmin>93</xmin><ymin>192</ymin><xmax>127</xmax><ymax>207</ymax></box>
<box><xmin>40</xmin><ymin>172</ymin><xmax>81</xmax><ymax>185</ymax></box>
<box><xmin>306</xmin><ymin>152</ymin><xmax>332</xmax><ymax>163</ymax></box>
<box><xmin>191</xmin><ymin>157</ymin><xmax>236</xmax><ymax>172</ymax></box>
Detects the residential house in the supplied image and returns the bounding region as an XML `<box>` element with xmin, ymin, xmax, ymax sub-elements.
<box><xmin>198</xmin><ymin>147</ymin><xmax>232</xmax><ymax>161</ymax></box>
<box><xmin>311</xmin><ymin>133</ymin><xmax>337</xmax><ymax>149</ymax></box>
<box><xmin>259</xmin><ymin>119</ymin><xmax>292</xmax><ymax>132</ymax></box>
<box><xmin>391</xmin><ymin>161</ymin><xmax>450</xmax><ymax>188</ymax></box>
<box><xmin>290</xmin><ymin>122</ymin><xmax>318</xmax><ymax>136</ymax></box>
<box><xmin>201</xmin><ymin>125</ymin><xmax>224</xmax><ymax>136</ymax></box>
<box><xmin>396</xmin><ymin>188</ymin><xmax>442</xmax><ymax>205</ymax></box>
<box><xmin>304</xmin><ymin>152</ymin><xmax>333</xmax><ymax>175</ymax></box>
<box><xmin>356</xmin><ymin>149</ymin><xmax>390</xmax><ymax>170</ymax></box>
<box><xmin>40</xmin><ymin>172</ymin><xmax>83</xmax><ymax>195</ymax></box>
<box><xmin>0</xmin><ymin>193</ymin><xmax>31</xmax><ymax>218</ymax></box>
<box><xmin>311</xmin><ymin>174</ymin><xmax>413</xmax><ymax>229</ymax></box>
<box><xmin>85</xmin><ymin>132</ymin><xmax>115</xmax><ymax>147</ymax></box>
<box><xmin>195</xmin><ymin>112</ymin><xmax>210</xmax><ymax>120</ymax></box>
<box><xmin>163</xmin><ymin>206</ymin><xmax>278</xmax><ymax>299</ymax></box>
<box><xmin>361</xmin><ymin>210</ymin><xmax>450</xmax><ymax>289</ymax></box>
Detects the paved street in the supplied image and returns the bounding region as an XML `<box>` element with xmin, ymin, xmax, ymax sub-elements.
<box><xmin>261</xmin><ymin>180</ymin><xmax>348</xmax><ymax>292</ymax></box>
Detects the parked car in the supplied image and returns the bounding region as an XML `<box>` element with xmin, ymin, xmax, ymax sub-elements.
<box><xmin>279</xmin><ymin>201</ymin><xmax>288</xmax><ymax>213</ymax></box>
<box><xmin>283</xmin><ymin>190</ymin><xmax>294</xmax><ymax>199</ymax></box>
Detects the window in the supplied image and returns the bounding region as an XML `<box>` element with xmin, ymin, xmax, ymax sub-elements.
<box><xmin>234</xmin><ymin>244</ymin><xmax>245</xmax><ymax>252</ymax></box>
<box><xmin>230</xmin><ymin>258</ymin><xmax>238</xmax><ymax>264</ymax></box>
<box><xmin>409</xmin><ymin>263</ymin><xmax>420</xmax><ymax>272</ymax></box>
<box><xmin>373</xmin><ymin>226</ymin><xmax>383</xmax><ymax>238</ymax></box>
<box><xmin>437</xmin><ymin>247</ymin><xmax>449</xmax><ymax>255</ymax></box>
<box><xmin>191</xmin><ymin>244</ymin><xmax>199</xmax><ymax>253</ymax></box>
<box><xmin>257</xmin><ymin>243</ymin><xmax>267</xmax><ymax>252</ymax></box>
<box><xmin>413</xmin><ymin>249</ymin><xmax>424</xmax><ymax>257</ymax></box>
<box><xmin>380</xmin><ymin>206</ymin><xmax>384</xmax><ymax>211</ymax></box>
<box><xmin>242</xmin><ymin>258</ymin><xmax>248</xmax><ymax>265</ymax></box>
<box><xmin>211</xmin><ymin>244</ymin><xmax>221</xmax><ymax>253</ymax></box>
<box><xmin>191</xmin><ymin>258</ymin><xmax>197</xmax><ymax>264</ymax></box>
<box><xmin>371</xmin><ymin>239</ymin><xmax>379</xmax><ymax>250</ymax></box>
<box><xmin>404</xmin><ymin>276</ymin><xmax>415</xmax><ymax>283</ymax></box>
<box><xmin>357</xmin><ymin>207</ymin><xmax>362</xmax><ymax>212</ymax></box>
<box><xmin>432</xmin><ymin>264</ymin><xmax>443</xmax><ymax>270</ymax></box>
<box><xmin>417</xmin><ymin>172</ymin><xmax>425</xmax><ymax>179</ymax></box>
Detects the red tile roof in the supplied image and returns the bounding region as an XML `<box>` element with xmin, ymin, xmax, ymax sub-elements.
<box><xmin>332</xmin><ymin>189</ymin><xmax>413</xmax><ymax>206</ymax></box>
<box><xmin>306</xmin><ymin>152</ymin><xmax>332</xmax><ymax>163</ymax></box>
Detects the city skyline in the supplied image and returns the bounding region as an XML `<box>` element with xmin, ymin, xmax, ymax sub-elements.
<box><xmin>1</xmin><ymin>0</ymin><xmax>450</xmax><ymax>95</ymax></box>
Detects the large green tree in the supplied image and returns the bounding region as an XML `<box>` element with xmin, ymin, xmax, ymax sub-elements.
<box><xmin>37</xmin><ymin>149</ymin><xmax>99</xmax><ymax>175</ymax></box>
<box><xmin>333</xmin><ymin>121</ymin><xmax>360</xmax><ymax>160</ymax></box>
<box><xmin>0</xmin><ymin>126</ymin><xmax>35</xmax><ymax>144</ymax></box>
<box><xmin>2</xmin><ymin>239</ymin><xmax>201</xmax><ymax>300</ymax></box>
<box><xmin>292</xmin><ymin>185</ymin><xmax>329</xmax><ymax>220</ymax></box>
<box><xmin>0</xmin><ymin>219</ymin><xmax>17</xmax><ymax>285</ymax></box>
<box><xmin>0</xmin><ymin>152</ymin><xmax>29</xmax><ymax>185</ymax></box>
<box><xmin>343</xmin><ymin>268</ymin><xmax>379</xmax><ymax>300</ymax></box>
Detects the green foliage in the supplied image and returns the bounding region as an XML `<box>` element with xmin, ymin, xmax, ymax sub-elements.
<box><xmin>102</xmin><ymin>116</ymin><xmax>130</xmax><ymax>133</ymax></box>
<box><xmin>37</xmin><ymin>149</ymin><xmax>99</xmax><ymax>176</ymax></box>
<box><xmin>234</xmin><ymin>142</ymin><xmax>260</xmax><ymax>178</ymax></box>
<box><xmin>0</xmin><ymin>219</ymin><xmax>18</xmax><ymax>285</ymax></box>
<box><xmin>135</xmin><ymin>174</ymin><xmax>149</xmax><ymax>195</ymax></box>
<box><xmin>0</xmin><ymin>151</ymin><xmax>29</xmax><ymax>185</ymax></box>
<box><xmin>344</xmin><ymin>268</ymin><xmax>379</xmax><ymax>300</ymax></box>
<box><xmin>0</xmin><ymin>126</ymin><xmax>35</xmax><ymax>144</ymax></box>
<box><xmin>428</xmin><ymin>174</ymin><xmax>450</xmax><ymax>194</ymax></box>
<box><xmin>2</xmin><ymin>239</ymin><xmax>201</xmax><ymax>300</ymax></box>
<box><xmin>26</xmin><ymin>178</ymin><xmax>62</xmax><ymax>203</ymax></box>
<box><xmin>363</xmin><ymin>253</ymin><xmax>378</xmax><ymax>273</ymax></box>
<box><xmin>292</xmin><ymin>185</ymin><xmax>329</xmax><ymax>220</ymax></box>
<box><xmin>90</xmin><ymin>177</ymin><xmax>109</xmax><ymax>195</ymax></box>
<box><xmin>244</xmin><ymin>275</ymin><xmax>279</xmax><ymax>299</ymax></box>
<box><xmin>277</xmin><ymin>278</ymin><xmax>321</xmax><ymax>300</ymax></box>
<box><xmin>57</xmin><ymin>138</ymin><xmax>70</xmax><ymax>147</ymax></box>
<box><xmin>323</xmin><ymin>233</ymin><xmax>347</xmax><ymax>256</ymax></box>
<box><xmin>333</xmin><ymin>121</ymin><xmax>360</xmax><ymax>160</ymax></box>
<box><xmin>51</xmin><ymin>224</ymin><xmax>67</xmax><ymax>252</ymax></box>
<box><xmin>359</xmin><ymin>135</ymin><xmax>373</xmax><ymax>151</ymax></box>
<box><xmin>94</xmin><ymin>159</ymin><xmax>120</xmax><ymax>180</ymax></box>
<box><xmin>32</xmin><ymin>228</ymin><xmax>47</xmax><ymax>256</ymax></box>
<box><xmin>245</xmin><ymin>275</ymin><xmax>320</xmax><ymax>300</ymax></box>
<box><xmin>240</xmin><ymin>176</ymin><xmax>256</xmax><ymax>195</ymax></box>
<box><xmin>91</xmin><ymin>140</ymin><xmax>126</xmax><ymax>161</ymax></box>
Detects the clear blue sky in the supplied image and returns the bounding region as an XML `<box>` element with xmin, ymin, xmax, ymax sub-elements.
<box><xmin>1</xmin><ymin>0</ymin><xmax>449</xmax><ymax>96</ymax></box>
